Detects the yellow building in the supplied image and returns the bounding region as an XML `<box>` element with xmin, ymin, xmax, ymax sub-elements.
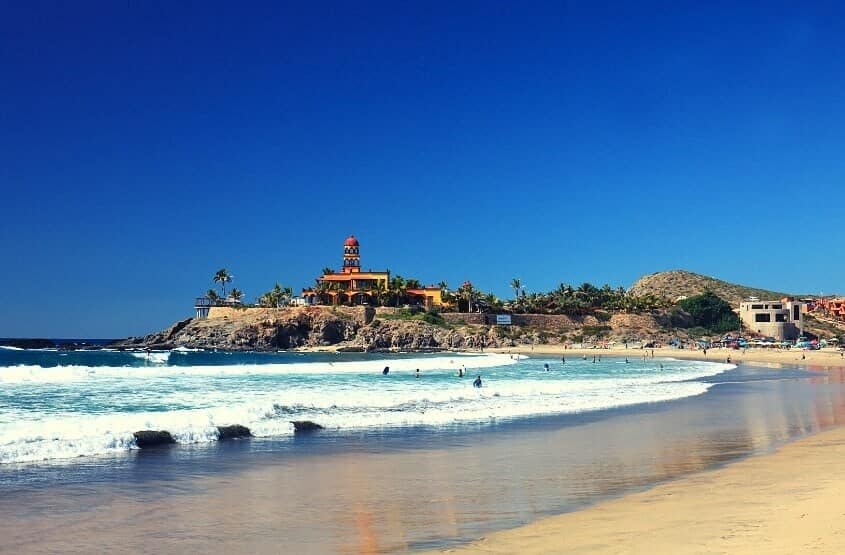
<box><xmin>302</xmin><ymin>236</ymin><xmax>444</xmax><ymax>309</ymax></box>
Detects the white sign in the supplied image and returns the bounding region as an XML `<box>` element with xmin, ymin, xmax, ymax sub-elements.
<box><xmin>495</xmin><ymin>314</ymin><xmax>512</xmax><ymax>325</ymax></box>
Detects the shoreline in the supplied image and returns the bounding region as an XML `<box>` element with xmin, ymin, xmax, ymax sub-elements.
<box><xmin>422</xmin><ymin>357</ymin><xmax>845</xmax><ymax>555</ymax></box>
<box><xmin>423</xmin><ymin>413</ymin><xmax>845</xmax><ymax>555</ymax></box>
<box><xmin>491</xmin><ymin>343</ymin><xmax>845</xmax><ymax>370</ymax></box>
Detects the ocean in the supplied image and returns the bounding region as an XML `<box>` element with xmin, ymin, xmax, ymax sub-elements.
<box><xmin>0</xmin><ymin>347</ymin><xmax>732</xmax><ymax>467</ymax></box>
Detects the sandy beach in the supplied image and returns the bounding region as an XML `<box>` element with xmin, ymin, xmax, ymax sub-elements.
<box><xmin>426</xmin><ymin>413</ymin><xmax>845</xmax><ymax>555</ymax></box>
<box><xmin>496</xmin><ymin>343</ymin><xmax>845</xmax><ymax>371</ymax></box>
<box><xmin>427</xmin><ymin>348</ymin><xmax>845</xmax><ymax>555</ymax></box>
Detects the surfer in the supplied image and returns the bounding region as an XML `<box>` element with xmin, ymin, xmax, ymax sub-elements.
<box><xmin>473</xmin><ymin>375</ymin><xmax>482</xmax><ymax>388</ymax></box>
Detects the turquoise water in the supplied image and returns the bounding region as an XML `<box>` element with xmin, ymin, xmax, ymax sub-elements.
<box><xmin>0</xmin><ymin>347</ymin><xmax>732</xmax><ymax>465</ymax></box>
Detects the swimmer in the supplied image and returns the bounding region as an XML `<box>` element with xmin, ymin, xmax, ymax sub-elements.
<box><xmin>415</xmin><ymin>368</ymin><xmax>420</xmax><ymax>379</ymax></box>
<box><xmin>543</xmin><ymin>363</ymin><xmax>549</xmax><ymax>372</ymax></box>
<box><xmin>382</xmin><ymin>366</ymin><xmax>389</xmax><ymax>375</ymax></box>
<box><xmin>473</xmin><ymin>375</ymin><xmax>482</xmax><ymax>388</ymax></box>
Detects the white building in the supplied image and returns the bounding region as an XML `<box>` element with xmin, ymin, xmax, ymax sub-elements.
<box><xmin>738</xmin><ymin>299</ymin><xmax>804</xmax><ymax>340</ymax></box>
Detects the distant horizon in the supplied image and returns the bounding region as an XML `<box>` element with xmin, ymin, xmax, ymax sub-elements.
<box><xmin>3</xmin><ymin>3</ymin><xmax>843</xmax><ymax>337</ymax></box>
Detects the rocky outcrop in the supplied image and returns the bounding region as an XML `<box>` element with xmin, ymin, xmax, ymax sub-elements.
<box><xmin>291</xmin><ymin>420</ymin><xmax>324</xmax><ymax>433</ymax></box>
<box><xmin>216</xmin><ymin>425</ymin><xmax>252</xmax><ymax>440</ymax></box>
<box><xmin>133</xmin><ymin>430</ymin><xmax>176</xmax><ymax>448</ymax></box>
<box><xmin>112</xmin><ymin>305</ymin><xmax>706</xmax><ymax>353</ymax></box>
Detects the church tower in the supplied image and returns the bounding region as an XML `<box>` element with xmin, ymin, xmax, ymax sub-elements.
<box><xmin>342</xmin><ymin>235</ymin><xmax>361</xmax><ymax>273</ymax></box>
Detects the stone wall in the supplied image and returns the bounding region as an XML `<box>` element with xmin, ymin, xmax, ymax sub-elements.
<box><xmin>441</xmin><ymin>313</ymin><xmax>596</xmax><ymax>330</ymax></box>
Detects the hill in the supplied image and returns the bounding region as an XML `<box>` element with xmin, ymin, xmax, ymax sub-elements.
<box><xmin>629</xmin><ymin>270</ymin><xmax>794</xmax><ymax>305</ymax></box>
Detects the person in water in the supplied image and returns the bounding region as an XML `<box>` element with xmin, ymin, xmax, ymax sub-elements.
<box><xmin>415</xmin><ymin>368</ymin><xmax>420</xmax><ymax>379</ymax></box>
<box><xmin>625</xmin><ymin>357</ymin><xmax>629</xmax><ymax>363</ymax></box>
<box><xmin>382</xmin><ymin>366</ymin><xmax>389</xmax><ymax>375</ymax></box>
<box><xmin>561</xmin><ymin>356</ymin><xmax>565</xmax><ymax>365</ymax></box>
<box><xmin>543</xmin><ymin>363</ymin><xmax>550</xmax><ymax>371</ymax></box>
<box><xmin>457</xmin><ymin>366</ymin><xmax>464</xmax><ymax>377</ymax></box>
<box><xmin>473</xmin><ymin>375</ymin><xmax>482</xmax><ymax>388</ymax></box>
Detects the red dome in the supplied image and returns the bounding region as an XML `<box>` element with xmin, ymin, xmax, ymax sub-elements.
<box><xmin>344</xmin><ymin>235</ymin><xmax>359</xmax><ymax>247</ymax></box>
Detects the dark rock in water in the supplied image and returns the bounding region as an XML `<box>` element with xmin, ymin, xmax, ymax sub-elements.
<box><xmin>336</xmin><ymin>346</ymin><xmax>364</xmax><ymax>352</ymax></box>
<box><xmin>133</xmin><ymin>430</ymin><xmax>176</xmax><ymax>448</ymax></box>
<box><xmin>0</xmin><ymin>338</ymin><xmax>56</xmax><ymax>349</ymax></box>
<box><xmin>216</xmin><ymin>425</ymin><xmax>252</xmax><ymax>440</ymax></box>
<box><xmin>290</xmin><ymin>420</ymin><xmax>324</xmax><ymax>433</ymax></box>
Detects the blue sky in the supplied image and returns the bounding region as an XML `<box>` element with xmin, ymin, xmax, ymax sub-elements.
<box><xmin>2</xmin><ymin>2</ymin><xmax>844</xmax><ymax>337</ymax></box>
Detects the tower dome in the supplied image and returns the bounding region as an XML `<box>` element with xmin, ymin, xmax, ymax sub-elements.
<box><xmin>344</xmin><ymin>235</ymin><xmax>359</xmax><ymax>247</ymax></box>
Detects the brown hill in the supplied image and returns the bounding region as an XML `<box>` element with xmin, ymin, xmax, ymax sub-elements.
<box><xmin>629</xmin><ymin>270</ymin><xmax>794</xmax><ymax>305</ymax></box>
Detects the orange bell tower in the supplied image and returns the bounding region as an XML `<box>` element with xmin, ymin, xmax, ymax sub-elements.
<box><xmin>342</xmin><ymin>235</ymin><xmax>361</xmax><ymax>273</ymax></box>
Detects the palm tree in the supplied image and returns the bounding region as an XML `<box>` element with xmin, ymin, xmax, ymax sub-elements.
<box><xmin>213</xmin><ymin>269</ymin><xmax>232</xmax><ymax>297</ymax></box>
<box><xmin>390</xmin><ymin>275</ymin><xmax>406</xmax><ymax>307</ymax></box>
<box><xmin>206</xmin><ymin>289</ymin><xmax>219</xmax><ymax>303</ymax></box>
<box><xmin>510</xmin><ymin>278</ymin><xmax>522</xmax><ymax>301</ymax></box>
<box><xmin>460</xmin><ymin>281</ymin><xmax>474</xmax><ymax>313</ymax></box>
<box><xmin>322</xmin><ymin>267</ymin><xmax>335</xmax><ymax>276</ymax></box>
<box><xmin>229</xmin><ymin>288</ymin><xmax>244</xmax><ymax>304</ymax></box>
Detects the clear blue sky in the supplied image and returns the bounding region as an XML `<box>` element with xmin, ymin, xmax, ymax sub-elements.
<box><xmin>2</xmin><ymin>2</ymin><xmax>844</xmax><ymax>338</ymax></box>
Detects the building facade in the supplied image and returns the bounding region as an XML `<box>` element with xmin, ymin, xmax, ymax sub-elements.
<box><xmin>302</xmin><ymin>236</ymin><xmax>444</xmax><ymax>309</ymax></box>
<box><xmin>738</xmin><ymin>298</ymin><xmax>805</xmax><ymax>340</ymax></box>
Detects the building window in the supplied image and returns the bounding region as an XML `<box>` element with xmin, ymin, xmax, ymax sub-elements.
<box><xmin>751</xmin><ymin>304</ymin><xmax>764</xmax><ymax>309</ymax></box>
<box><xmin>775</xmin><ymin>313</ymin><xmax>787</xmax><ymax>322</ymax></box>
<box><xmin>771</xmin><ymin>304</ymin><xmax>782</xmax><ymax>309</ymax></box>
<box><xmin>755</xmin><ymin>314</ymin><xmax>771</xmax><ymax>323</ymax></box>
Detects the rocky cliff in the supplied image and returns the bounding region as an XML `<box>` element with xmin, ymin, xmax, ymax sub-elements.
<box><xmin>111</xmin><ymin>305</ymin><xmax>689</xmax><ymax>352</ymax></box>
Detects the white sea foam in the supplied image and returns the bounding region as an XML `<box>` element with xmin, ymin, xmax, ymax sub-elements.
<box><xmin>127</xmin><ymin>351</ymin><xmax>170</xmax><ymax>364</ymax></box>
<box><xmin>0</xmin><ymin>355</ymin><xmax>731</xmax><ymax>465</ymax></box>
<box><xmin>0</xmin><ymin>353</ymin><xmax>514</xmax><ymax>384</ymax></box>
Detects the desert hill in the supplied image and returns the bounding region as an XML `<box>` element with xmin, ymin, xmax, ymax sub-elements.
<box><xmin>629</xmin><ymin>270</ymin><xmax>794</xmax><ymax>304</ymax></box>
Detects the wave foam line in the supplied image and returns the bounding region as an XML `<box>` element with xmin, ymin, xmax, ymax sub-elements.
<box><xmin>0</xmin><ymin>353</ymin><xmax>516</xmax><ymax>384</ymax></box>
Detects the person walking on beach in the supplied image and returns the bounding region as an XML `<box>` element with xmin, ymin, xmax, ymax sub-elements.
<box><xmin>473</xmin><ymin>375</ymin><xmax>482</xmax><ymax>388</ymax></box>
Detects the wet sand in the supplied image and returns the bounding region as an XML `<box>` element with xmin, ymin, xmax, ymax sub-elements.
<box><xmin>426</xmin><ymin>410</ymin><xmax>845</xmax><ymax>555</ymax></box>
<box><xmin>4</xmin><ymin>364</ymin><xmax>845</xmax><ymax>554</ymax></box>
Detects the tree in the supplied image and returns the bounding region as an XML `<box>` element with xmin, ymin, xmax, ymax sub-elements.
<box><xmin>229</xmin><ymin>288</ymin><xmax>244</xmax><ymax>303</ymax></box>
<box><xmin>322</xmin><ymin>267</ymin><xmax>335</xmax><ymax>275</ymax></box>
<box><xmin>679</xmin><ymin>291</ymin><xmax>740</xmax><ymax>333</ymax></box>
<box><xmin>258</xmin><ymin>283</ymin><xmax>288</xmax><ymax>308</ymax></box>
<box><xmin>206</xmin><ymin>289</ymin><xmax>219</xmax><ymax>302</ymax></box>
<box><xmin>510</xmin><ymin>278</ymin><xmax>522</xmax><ymax>301</ymax></box>
<box><xmin>213</xmin><ymin>269</ymin><xmax>232</xmax><ymax>297</ymax></box>
<box><xmin>390</xmin><ymin>275</ymin><xmax>406</xmax><ymax>307</ymax></box>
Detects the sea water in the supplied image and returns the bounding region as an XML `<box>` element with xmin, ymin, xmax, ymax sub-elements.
<box><xmin>0</xmin><ymin>347</ymin><xmax>733</xmax><ymax>465</ymax></box>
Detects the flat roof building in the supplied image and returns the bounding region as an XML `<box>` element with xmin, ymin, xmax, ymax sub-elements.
<box><xmin>738</xmin><ymin>298</ymin><xmax>805</xmax><ymax>341</ymax></box>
